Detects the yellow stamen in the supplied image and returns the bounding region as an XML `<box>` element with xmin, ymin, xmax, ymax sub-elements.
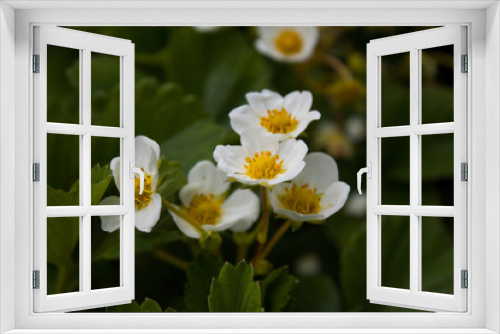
<box><xmin>279</xmin><ymin>183</ymin><xmax>322</xmax><ymax>214</ymax></box>
<box><xmin>275</xmin><ymin>30</ymin><xmax>303</xmax><ymax>55</ymax></box>
<box><xmin>244</xmin><ymin>151</ymin><xmax>284</xmax><ymax>180</ymax></box>
<box><xmin>260</xmin><ymin>108</ymin><xmax>298</xmax><ymax>134</ymax></box>
<box><xmin>135</xmin><ymin>169</ymin><xmax>154</xmax><ymax>210</ymax></box>
<box><xmin>185</xmin><ymin>194</ymin><xmax>223</xmax><ymax>226</ymax></box>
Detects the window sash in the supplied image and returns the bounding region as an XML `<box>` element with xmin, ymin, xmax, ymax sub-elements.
<box><xmin>366</xmin><ymin>26</ymin><xmax>468</xmax><ymax>312</ymax></box>
<box><xmin>33</xmin><ymin>26</ymin><xmax>135</xmax><ymax>313</ymax></box>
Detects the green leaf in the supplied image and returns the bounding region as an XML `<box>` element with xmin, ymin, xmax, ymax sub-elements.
<box><xmin>166</xmin><ymin>28</ymin><xmax>272</xmax><ymax>124</ymax></box>
<box><xmin>135</xmin><ymin>78</ymin><xmax>209</xmax><ymax>144</ymax></box>
<box><xmin>106</xmin><ymin>298</ymin><xmax>163</xmax><ymax>312</ymax></box>
<box><xmin>161</xmin><ymin>119</ymin><xmax>226</xmax><ymax>174</ymax></box>
<box><xmin>208</xmin><ymin>261</ymin><xmax>262</xmax><ymax>312</ymax></box>
<box><xmin>184</xmin><ymin>255</ymin><xmax>223</xmax><ymax>312</ymax></box>
<box><xmin>261</xmin><ymin>266</ymin><xmax>297</xmax><ymax>312</ymax></box>
<box><xmin>140</xmin><ymin>298</ymin><xmax>163</xmax><ymax>312</ymax></box>
<box><xmin>90</xmin><ymin>164</ymin><xmax>113</xmax><ymax>205</ymax></box>
<box><xmin>292</xmin><ymin>275</ymin><xmax>342</xmax><ymax>312</ymax></box>
<box><xmin>156</xmin><ymin>159</ymin><xmax>187</xmax><ymax>201</ymax></box>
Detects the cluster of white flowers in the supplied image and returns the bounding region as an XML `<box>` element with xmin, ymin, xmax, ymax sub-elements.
<box><xmin>194</xmin><ymin>26</ymin><xmax>320</xmax><ymax>64</ymax></box>
<box><xmin>100</xmin><ymin>89</ymin><xmax>349</xmax><ymax>238</ymax></box>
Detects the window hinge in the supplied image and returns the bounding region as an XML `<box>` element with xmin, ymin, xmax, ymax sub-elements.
<box><xmin>461</xmin><ymin>162</ymin><xmax>468</xmax><ymax>181</ymax></box>
<box><xmin>33</xmin><ymin>163</ymin><xmax>40</xmax><ymax>182</ymax></box>
<box><xmin>33</xmin><ymin>270</ymin><xmax>40</xmax><ymax>289</ymax></box>
<box><xmin>461</xmin><ymin>270</ymin><xmax>468</xmax><ymax>289</ymax></box>
<box><xmin>461</xmin><ymin>54</ymin><xmax>468</xmax><ymax>73</ymax></box>
<box><xmin>33</xmin><ymin>54</ymin><xmax>40</xmax><ymax>73</ymax></box>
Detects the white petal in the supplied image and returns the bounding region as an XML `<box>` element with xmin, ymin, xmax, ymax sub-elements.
<box><xmin>294</xmin><ymin>152</ymin><xmax>339</xmax><ymax>192</ymax></box>
<box><xmin>136</xmin><ymin>135</ymin><xmax>160</xmax><ymax>176</ymax></box>
<box><xmin>273</xmin><ymin>207</ymin><xmax>326</xmax><ymax>222</ymax></box>
<box><xmin>99</xmin><ymin>196</ymin><xmax>121</xmax><ymax>232</ymax></box>
<box><xmin>179</xmin><ymin>183</ymin><xmax>202</xmax><ymax>207</ymax></box>
<box><xmin>278</xmin><ymin>139</ymin><xmax>308</xmax><ymax>172</ymax></box>
<box><xmin>287</xmin><ymin>110</ymin><xmax>321</xmax><ymax>138</ymax></box>
<box><xmin>187</xmin><ymin>160</ymin><xmax>229</xmax><ymax>196</ymax></box>
<box><xmin>284</xmin><ymin>91</ymin><xmax>313</xmax><ymax>118</ymax></box>
<box><xmin>229</xmin><ymin>105</ymin><xmax>261</xmax><ymax>135</ymax></box>
<box><xmin>218</xmin><ymin>189</ymin><xmax>260</xmax><ymax>232</ymax></box>
<box><xmin>213</xmin><ymin>145</ymin><xmax>248</xmax><ymax>174</ymax></box>
<box><xmin>110</xmin><ymin>157</ymin><xmax>121</xmax><ymax>191</ymax></box>
<box><xmin>268</xmin><ymin>183</ymin><xmax>288</xmax><ymax>211</ymax></box>
<box><xmin>319</xmin><ymin>182</ymin><xmax>351</xmax><ymax>218</ymax></box>
<box><xmin>267</xmin><ymin>161</ymin><xmax>305</xmax><ymax>186</ymax></box>
<box><xmin>240</xmin><ymin>128</ymin><xmax>280</xmax><ymax>154</ymax></box>
<box><xmin>245</xmin><ymin>90</ymin><xmax>284</xmax><ymax>116</ymax></box>
<box><xmin>135</xmin><ymin>193</ymin><xmax>161</xmax><ymax>233</ymax></box>
<box><xmin>257</xmin><ymin>27</ymin><xmax>282</xmax><ymax>41</ymax></box>
<box><xmin>169</xmin><ymin>207</ymin><xmax>201</xmax><ymax>239</ymax></box>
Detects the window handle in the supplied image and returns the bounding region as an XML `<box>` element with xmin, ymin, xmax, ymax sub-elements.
<box><xmin>357</xmin><ymin>162</ymin><xmax>372</xmax><ymax>195</ymax></box>
<box><xmin>129</xmin><ymin>162</ymin><xmax>145</xmax><ymax>195</ymax></box>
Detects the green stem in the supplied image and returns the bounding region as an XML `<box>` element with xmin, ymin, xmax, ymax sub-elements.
<box><xmin>257</xmin><ymin>187</ymin><xmax>269</xmax><ymax>244</ymax></box>
<box><xmin>318</xmin><ymin>53</ymin><xmax>353</xmax><ymax>80</ymax></box>
<box><xmin>153</xmin><ymin>249</ymin><xmax>187</xmax><ymax>271</ymax></box>
<box><xmin>162</xmin><ymin>198</ymin><xmax>204</xmax><ymax>235</ymax></box>
<box><xmin>258</xmin><ymin>219</ymin><xmax>293</xmax><ymax>261</ymax></box>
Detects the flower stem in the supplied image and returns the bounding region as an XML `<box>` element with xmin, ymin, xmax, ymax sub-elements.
<box><xmin>258</xmin><ymin>219</ymin><xmax>293</xmax><ymax>261</ymax></box>
<box><xmin>257</xmin><ymin>187</ymin><xmax>269</xmax><ymax>244</ymax></box>
<box><xmin>318</xmin><ymin>53</ymin><xmax>353</xmax><ymax>80</ymax></box>
<box><xmin>153</xmin><ymin>249</ymin><xmax>187</xmax><ymax>271</ymax></box>
<box><xmin>161</xmin><ymin>198</ymin><xmax>204</xmax><ymax>234</ymax></box>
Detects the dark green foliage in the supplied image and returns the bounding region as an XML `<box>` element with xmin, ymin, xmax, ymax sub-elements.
<box><xmin>184</xmin><ymin>255</ymin><xmax>223</xmax><ymax>312</ymax></box>
<box><xmin>261</xmin><ymin>266</ymin><xmax>297</xmax><ymax>312</ymax></box>
<box><xmin>208</xmin><ymin>261</ymin><xmax>262</xmax><ymax>312</ymax></box>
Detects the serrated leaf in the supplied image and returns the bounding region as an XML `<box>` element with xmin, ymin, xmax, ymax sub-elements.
<box><xmin>140</xmin><ymin>298</ymin><xmax>163</xmax><ymax>312</ymax></box>
<box><xmin>261</xmin><ymin>266</ymin><xmax>297</xmax><ymax>312</ymax></box>
<box><xmin>208</xmin><ymin>261</ymin><xmax>262</xmax><ymax>312</ymax></box>
<box><xmin>161</xmin><ymin>119</ymin><xmax>226</xmax><ymax>174</ymax></box>
<box><xmin>106</xmin><ymin>298</ymin><xmax>163</xmax><ymax>312</ymax></box>
<box><xmin>184</xmin><ymin>255</ymin><xmax>223</xmax><ymax>312</ymax></box>
<box><xmin>156</xmin><ymin>159</ymin><xmax>187</xmax><ymax>201</ymax></box>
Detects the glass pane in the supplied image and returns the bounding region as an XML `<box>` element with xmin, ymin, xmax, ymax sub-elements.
<box><xmin>421</xmin><ymin>45</ymin><xmax>454</xmax><ymax>124</ymax></box>
<box><xmin>91</xmin><ymin>52</ymin><xmax>120</xmax><ymax>127</ymax></box>
<box><xmin>91</xmin><ymin>216</ymin><xmax>121</xmax><ymax>290</ymax></box>
<box><xmin>381</xmin><ymin>215</ymin><xmax>410</xmax><ymax>290</ymax></box>
<box><xmin>381</xmin><ymin>136</ymin><xmax>410</xmax><ymax>205</ymax></box>
<box><xmin>91</xmin><ymin>137</ymin><xmax>121</xmax><ymax>206</ymax></box>
<box><xmin>381</xmin><ymin>52</ymin><xmax>410</xmax><ymax>127</ymax></box>
<box><xmin>421</xmin><ymin>217</ymin><xmax>454</xmax><ymax>294</ymax></box>
<box><xmin>47</xmin><ymin>45</ymin><xmax>80</xmax><ymax>124</ymax></box>
<box><xmin>421</xmin><ymin>134</ymin><xmax>454</xmax><ymax>206</ymax></box>
<box><xmin>47</xmin><ymin>217</ymin><xmax>80</xmax><ymax>295</ymax></box>
<box><xmin>47</xmin><ymin>133</ymin><xmax>80</xmax><ymax>206</ymax></box>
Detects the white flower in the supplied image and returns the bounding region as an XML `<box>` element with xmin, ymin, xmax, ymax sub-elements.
<box><xmin>269</xmin><ymin>152</ymin><xmax>350</xmax><ymax>222</ymax></box>
<box><xmin>99</xmin><ymin>136</ymin><xmax>162</xmax><ymax>233</ymax></box>
<box><xmin>255</xmin><ymin>26</ymin><xmax>319</xmax><ymax>63</ymax></box>
<box><xmin>214</xmin><ymin>127</ymin><xmax>308</xmax><ymax>187</ymax></box>
<box><xmin>345</xmin><ymin>193</ymin><xmax>366</xmax><ymax>217</ymax></box>
<box><xmin>193</xmin><ymin>26</ymin><xmax>219</xmax><ymax>33</ymax></box>
<box><xmin>229</xmin><ymin>89</ymin><xmax>321</xmax><ymax>141</ymax></box>
<box><xmin>168</xmin><ymin>160</ymin><xmax>260</xmax><ymax>239</ymax></box>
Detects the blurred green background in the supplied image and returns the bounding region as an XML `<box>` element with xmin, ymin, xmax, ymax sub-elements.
<box><xmin>45</xmin><ymin>26</ymin><xmax>455</xmax><ymax>312</ymax></box>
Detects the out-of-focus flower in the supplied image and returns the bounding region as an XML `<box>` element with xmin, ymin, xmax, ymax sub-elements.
<box><xmin>295</xmin><ymin>253</ymin><xmax>322</xmax><ymax>277</ymax></box>
<box><xmin>313</xmin><ymin>120</ymin><xmax>355</xmax><ymax>159</ymax></box>
<box><xmin>269</xmin><ymin>152</ymin><xmax>350</xmax><ymax>222</ymax></box>
<box><xmin>100</xmin><ymin>136</ymin><xmax>161</xmax><ymax>233</ymax></box>
<box><xmin>229</xmin><ymin>89</ymin><xmax>320</xmax><ymax>141</ymax></box>
<box><xmin>169</xmin><ymin>160</ymin><xmax>260</xmax><ymax>239</ymax></box>
<box><xmin>214</xmin><ymin>128</ymin><xmax>308</xmax><ymax>187</ymax></box>
<box><xmin>328</xmin><ymin>79</ymin><xmax>366</xmax><ymax>109</ymax></box>
<box><xmin>345</xmin><ymin>193</ymin><xmax>366</xmax><ymax>217</ymax></box>
<box><xmin>345</xmin><ymin>117</ymin><xmax>366</xmax><ymax>142</ymax></box>
<box><xmin>255</xmin><ymin>27</ymin><xmax>319</xmax><ymax>63</ymax></box>
<box><xmin>193</xmin><ymin>26</ymin><xmax>219</xmax><ymax>33</ymax></box>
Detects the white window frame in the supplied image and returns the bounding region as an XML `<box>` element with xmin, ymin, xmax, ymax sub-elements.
<box><xmin>0</xmin><ymin>1</ymin><xmax>499</xmax><ymax>333</ymax></box>
<box><xmin>366</xmin><ymin>26</ymin><xmax>468</xmax><ymax>312</ymax></box>
<box><xmin>32</xmin><ymin>26</ymin><xmax>136</xmax><ymax>313</ymax></box>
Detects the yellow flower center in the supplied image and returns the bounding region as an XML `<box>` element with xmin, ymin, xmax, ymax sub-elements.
<box><xmin>279</xmin><ymin>183</ymin><xmax>323</xmax><ymax>214</ymax></box>
<box><xmin>135</xmin><ymin>170</ymin><xmax>154</xmax><ymax>210</ymax></box>
<box><xmin>185</xmin><ymin>194</ymin><xmax>223</xmax><ymax>226</ymax></box>
<box><xmin>275</xmin><ymin>30</ymin><xmax>303</xmax><ymax>55</ymax></box>
<box><xmin>260</xmin><ymin>108</ymin><xmax>298</xmax><ymax>134</ymax></box>
<box><xmin>244</xmin><ymin>151</ymin><xmax>284</xmax><ymax>180</ymax></box>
